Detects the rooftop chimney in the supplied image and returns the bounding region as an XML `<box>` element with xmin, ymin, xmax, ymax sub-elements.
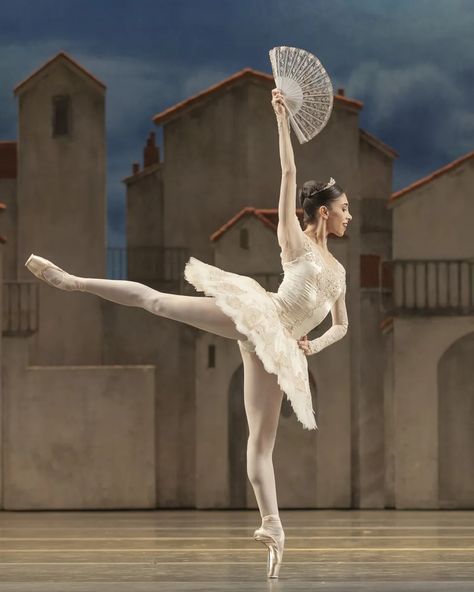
<box><xmin>337</xmin><ymin>87</ymin><xmax>345</xmax><ymax>96</ymax></box>
<box><xmin>143</xmin><ymin>131</ymin><xmax>160</xmax><ymax>168</ymax></box>
<box><xmin>132</xmin><ymin>162</ymin><xmax>140</xmax><ymax>175</ymax></box>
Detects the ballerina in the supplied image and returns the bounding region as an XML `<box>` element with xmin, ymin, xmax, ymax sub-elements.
<box><xmin>25</xmin><ymin>87</ymin><xmax>351</xmax><ymax>579</ymax></box>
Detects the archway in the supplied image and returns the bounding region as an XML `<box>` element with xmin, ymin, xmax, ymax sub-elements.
<box><xmin>438</xmin><ymin>331</ymin><xmax>474</xmax><ymax>508</ymax></box>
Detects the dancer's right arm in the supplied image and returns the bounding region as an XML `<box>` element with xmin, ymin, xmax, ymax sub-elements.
<box><xmin>272</xmin><ymin>89</ymin><xmax>305</xmax><ymax>257</ymax></box>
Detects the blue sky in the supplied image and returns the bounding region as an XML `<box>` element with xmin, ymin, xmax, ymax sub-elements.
<box><xmin>1</xmin><ymin>0</ymin><xmax>473</xmax><ymax>245</ymax></box>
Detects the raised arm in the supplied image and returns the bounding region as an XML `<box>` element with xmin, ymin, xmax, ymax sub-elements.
<box><xmin>272</xmin><ymin>89</ymin><xmax>306</xmax><ymax>256</ymax></box>
<box><xmin>300</xmin><ymin>284</ymin><xmax>349</xmax><ymax>355</ymax></box>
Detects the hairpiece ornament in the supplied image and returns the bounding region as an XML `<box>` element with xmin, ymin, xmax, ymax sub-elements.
<box><xmin>306</xmin><ymin>177</ymin><xmax>337</xmax><ymax>199</ymax></box>
<box><xmin>323</xmin><ymin>177</ymin><xmax>336</xmax><ymax>190</ymax></box>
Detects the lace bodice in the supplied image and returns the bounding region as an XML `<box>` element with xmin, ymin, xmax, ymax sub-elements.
<box><xmin>268</xmin><ymin>233</ymin><xmax>348</xmax><ymax>355</ymax></box>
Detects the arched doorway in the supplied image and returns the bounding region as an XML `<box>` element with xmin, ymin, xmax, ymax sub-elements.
<box><xmin>228</xmin><ymin>363</ymin><xmax>248</xmax><ymax>508</ymax></box>
<box><xmin>438</xmin><ymin>331</ymin><xmax>474</xmax><ymax>508</ymax></box>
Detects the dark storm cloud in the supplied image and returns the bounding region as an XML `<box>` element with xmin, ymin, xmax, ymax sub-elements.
<box><xmin>0</xmin><ymin>0</ymin><xmax>472</xmax><ymax>243</ymax></box>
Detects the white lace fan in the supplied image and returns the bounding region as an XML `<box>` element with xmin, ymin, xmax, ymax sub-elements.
<box><xmin>269</xmin><ymin>46</ymin><xmax>334</xmax><ymax>144</ymax></box>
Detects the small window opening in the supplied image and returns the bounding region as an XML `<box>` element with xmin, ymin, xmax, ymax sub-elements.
<box><xmin>52</xmin><ymin>95</ymin><xmax>71</xmax><ymax>136</ymax></box>
<box><xmin>207</xmin><ymin>344</ymin><xmax>216</xmax><ymax>368</ymax></box>
<box><xmin>240</xmin><ymin>228</ymin><xmax>249</xmax><ymax>249</ymax></box>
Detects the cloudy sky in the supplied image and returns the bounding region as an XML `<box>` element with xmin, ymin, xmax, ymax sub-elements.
<box><xmin>1</xmin><ymin>0</ymin><xmax>472</xmax><ymax>245</ymax></box>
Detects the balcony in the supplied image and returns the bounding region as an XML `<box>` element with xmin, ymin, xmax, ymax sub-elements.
<box><xmin>381</xmin><ymin>259</ymin><xmax>474</xmax><ymax>316</ymax></box>
<box><xmin>2</xmin><ymin>281</ymin><xmax>39</xmax><ymax>336</ymax></box>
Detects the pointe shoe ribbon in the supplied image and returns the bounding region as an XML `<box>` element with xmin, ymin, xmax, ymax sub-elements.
<box><xmin>25</xmin><ymin>254</ymin><xmax>78</xmax><ymax>291</ymax></box>
<box><xmin>253</xmin><ymin>522</ymin><xmax>285</xmax><ymax>578</ymax></box>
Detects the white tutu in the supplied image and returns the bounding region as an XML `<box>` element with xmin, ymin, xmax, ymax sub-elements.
<box><xmin>184</xmin><ymin>256</ymin><xmax>317</xmax><ymax>430</ymax></box>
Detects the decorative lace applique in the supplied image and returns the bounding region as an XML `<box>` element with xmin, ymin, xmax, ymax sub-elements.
<box><xmin>280</xmin><ymin>235</ymin><xmax>314</xmax><ymax>267</ymax></box>
<box><xmin>300</xmin><ymin>234</ymin><xmax>345</xmax><ymax>299</ymax></box>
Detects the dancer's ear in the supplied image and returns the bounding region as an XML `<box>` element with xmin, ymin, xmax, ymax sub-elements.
<box><xmin>318</xmin><ymin>205</ymin><xmax>329</xmax><ymax>220</ymax></box>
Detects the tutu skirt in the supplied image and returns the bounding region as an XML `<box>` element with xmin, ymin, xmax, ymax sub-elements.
<box><xmin>184</xmin><ymin>256</ymin><xmax>317</xmax><ymax>430</ymax></box>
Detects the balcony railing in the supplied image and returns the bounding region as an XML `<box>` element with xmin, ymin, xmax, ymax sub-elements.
<box><xmin>107</xmin><ymin>246</ymin><xmax>190</xmax><ymax>280</ymax></box>
<box><xmin>2</xmin><ymin>281</ymin><xmax>39</xmax><ymax>335</ymax></box>
<box><xmin>107</xmin><ymin>246</ymin><xmax>191</xmax><ymax>292</ymax></box>
<box><xmin>107</xmin><ymin>247</ymin><xmax>127</xmax><ymax>279</ymax></box>
<box><xmin>381</xmin><ymin>259</ymin><xmax>474</xmax><ymax>316</ymax></box>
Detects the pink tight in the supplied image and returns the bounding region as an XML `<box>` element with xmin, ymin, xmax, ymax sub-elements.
<box><xmin>75</xmin><ymin>276</ymin><xmax>284</xmax><ymax>517</ymax></box>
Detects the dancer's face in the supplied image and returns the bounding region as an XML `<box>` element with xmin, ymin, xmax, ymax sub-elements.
<box><xmin>324</xmin><ymin>194</ymin><xmax>352</xmax><ymax>236</ymax></box>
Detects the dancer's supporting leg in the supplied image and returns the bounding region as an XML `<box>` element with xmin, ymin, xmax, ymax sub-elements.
<box><xmin>239</xmin><ymin>342</ymin><xmax>283</xmax><ymax>517</ymax></box>
<box><xmin>240</xmin><ymin>341</ymin><xmax>285</xmax><ymax>578</ymax></box>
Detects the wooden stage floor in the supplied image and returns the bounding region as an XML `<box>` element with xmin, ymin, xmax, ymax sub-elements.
<box><xmin>0</xmin><ymin>509</ymin><xmax>473</xmax><ymax>591</ymax></box>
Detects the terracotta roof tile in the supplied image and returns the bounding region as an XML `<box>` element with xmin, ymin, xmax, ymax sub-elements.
<box><xmin>13</xmin><ymin>51</ymin><xmax>106</xmax><ymax>96</ymax></box>
<box><xmin>210</xmin><ymin>207</ymin><xmax>278</xmax><ymax>241</ymax></box>
<box><xmin>389</xmin><ymin>150</ymin><xmax>474</xmax><ymax>203</ymax></box>
<box><xmin>153</xmin><ymin>67</ymin><xmax>363</xmax><ymax>125</ymax></box>
<box><xmin>210</xmin><ymin>206</ymin><xmax>349</xmax><ymax>242</ymax></box>
<box><xmin>0</xmin><ymin>141</ymin><xmax>17</xmax><ymax>179</ymax></box>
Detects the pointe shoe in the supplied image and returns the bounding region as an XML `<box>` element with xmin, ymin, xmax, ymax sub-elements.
<box><xmin>25</xmin><ymin>254</ymin><xmax>82</xmax><ymax>291</ymax></box>
<box><xmin>253</xmin><ymin>515</ymin><xmax>285</xmax><ymax>578</ymax></box>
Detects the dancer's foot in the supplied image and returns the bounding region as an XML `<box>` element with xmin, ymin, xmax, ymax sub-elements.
<box><xmin>253</xmin><ymin>513</ymin><xmax>285</xmax><ymax>578</ymax></box>
<box><xmin>25</xmin><ymin>254</ymin><xmax>85</xmax><ymax>291</ymax></box>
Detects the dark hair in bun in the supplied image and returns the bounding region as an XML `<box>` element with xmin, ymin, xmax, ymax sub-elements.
<box><xmin>298</xmin><ymin>178</ymin><xmax>344</xmax><ymax>226</ymax></box>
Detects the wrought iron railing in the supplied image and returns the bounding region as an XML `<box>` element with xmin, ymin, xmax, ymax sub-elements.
<box><xmin>381</xmin><ymin>259</ymin><xmax>474</xmax><ymax>315</ymax></box>
<box><xmin>107</xmin><ymin>246</ymin><xmax>190</xmax><ymax>281</ymax></box>
<box><xmin>107</xmin><ymin>247</ymin><xmax>127</xmax><ymax>279</ymax></box>
<box><xmin>2</xmin><ymin>281</ymin><xmax>39</xmax><ymax>335</ymax></box>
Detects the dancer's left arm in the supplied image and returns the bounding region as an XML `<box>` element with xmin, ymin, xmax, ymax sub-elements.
<box><xmin>298</xmin><ymin>285</ymin><xmax>349</xmax><ymax>355</ymax></box>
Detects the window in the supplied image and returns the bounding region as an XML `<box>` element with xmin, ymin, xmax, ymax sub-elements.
<box><xmin>239</xmin><ymin>228</ymin><xmax>249</xmax><ymax>249</ymax></box>
<box><xmin>52</xmin><ymin>95</ymin><xmax>71</xmax><ymax>136</ymax></box>
<box><xmin>207</xmin><ymin>344</ymin><xmax>215</xmax><ymax>368</ymax></box>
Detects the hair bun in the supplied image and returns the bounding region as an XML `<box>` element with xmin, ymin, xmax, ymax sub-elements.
<box><xmin>301</xmin><ymin>180</ymin><xmax>326</xmax><ymax>200</ymax></box>
<box><xmin>298</xmin><ymin>177</ymin><xmax>344</xmax><ymax>218</ymax></box>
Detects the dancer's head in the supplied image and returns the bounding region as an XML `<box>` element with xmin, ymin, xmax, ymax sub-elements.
<box><xmin>298</xmin><ymin>178</ymin><xmax>352</xmax><ymax>237</ymax></box>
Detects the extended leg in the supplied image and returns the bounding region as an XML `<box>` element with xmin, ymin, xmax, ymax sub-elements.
<box><xmin>239</xmin><ymin>342</ymin><xmax>283</xmax><ymax>517</ymax></box>
<box><xmin>34</xmin><ymin>257</ymin><xmax>249</xmax><ymax>342</ymax></box>
<box><xmin>79</xmin><ymin>277</ymin><xmax>249</xmax><ymax>341</ymax></box>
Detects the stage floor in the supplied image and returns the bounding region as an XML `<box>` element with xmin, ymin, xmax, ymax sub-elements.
<box><xmin>0</xmin><ymin>509</ymin><xmax>473</xmax><ymax>591</ymax></box>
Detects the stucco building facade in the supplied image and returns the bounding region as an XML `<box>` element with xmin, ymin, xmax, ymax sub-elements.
<box><xmin>0</xmin><ymin>52</ymin><xmax>471</xmax><ymax>510</ymax></box>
